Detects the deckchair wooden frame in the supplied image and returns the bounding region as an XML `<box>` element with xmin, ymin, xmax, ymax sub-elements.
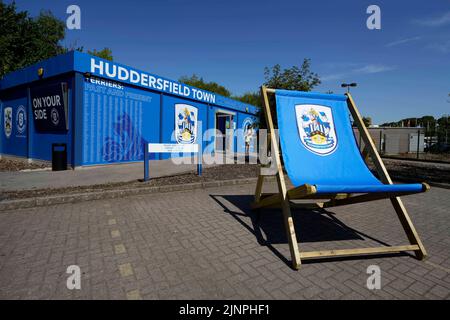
<box><xmin>252</xmin><ymin>86</ymin><xmax>428</xmax><ymax>269</ymax></box>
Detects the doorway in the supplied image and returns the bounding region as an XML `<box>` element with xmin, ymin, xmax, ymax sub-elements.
<box><xmin>215</xmin><ymin>111</ymin><xmax>234</xmax><ymax>154</ymax></box>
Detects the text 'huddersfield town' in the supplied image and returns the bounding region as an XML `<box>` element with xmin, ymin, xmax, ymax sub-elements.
<box><xmin>90</xmin><ymin>58</ymin><xmax>216</xmax><ymax>104</ymax></box>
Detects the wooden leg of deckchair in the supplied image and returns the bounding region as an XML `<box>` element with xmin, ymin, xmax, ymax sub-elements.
<box><xmin>261</xmin><ymin>85</ymin><xmax>301</xmax><ymax>269</ymax></box>
<box><xmin>278</xmin><ymin>179</ymin><xmax>301</xmax><ymax>270</ymax></box>
<box><xmin>254</xmin><ymin>175</ymin><xmax>264</xmax><ymax>203</ymax></box>
<box><xmin>283</xmin><ymin>210</ymin><xmax>301</xmax><ymax>269</ymax></box>
<box><xmin>347</xmin><ymin>93</ymin><xmax>427</xmax><ymax>261</ymax></box>
<box><xmin>391</xmin><ymin>197</ymin><xmax>427</xmax><ymax>260</ymax></box>
<box><xmin>252</xmin><ymin>178</ymin><xmax>301</xmax><ymax>269</ymax></box>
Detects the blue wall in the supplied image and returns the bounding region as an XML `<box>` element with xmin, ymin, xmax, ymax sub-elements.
<box><xmin>1</xmin><ymin>77</ymin><xmax>74</xmax><ymax>163</ymax></box>
<box><xmin>82</xmin><ymin>78</ymin><xmax>160</xmax><ymax>165</ymax></box>
<box><xmin>0</xmin><ymin>52</ymin><xmax>259</xmax><ymax>166</ymax></box>
<box><xmin>1</xmin><ymin>76</ymin><xmax>258</xmax><ymax>166</ymax></box>
<box><xmin>1</xmin><ymin>89</ymin><xmax>28</xmax><ymax>158</ymax></box>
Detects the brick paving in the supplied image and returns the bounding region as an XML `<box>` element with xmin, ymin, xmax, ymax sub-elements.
<box><xmin>0</xmin><ymin>182</ymin><xmax>449</xmax><ymax>299</ymax></box>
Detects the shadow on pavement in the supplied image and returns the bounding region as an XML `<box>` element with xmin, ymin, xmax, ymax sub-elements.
<box><xmin>210</xmin><ymin>194</ymin><xmax>411</xmax><ymax>268</ymax></box>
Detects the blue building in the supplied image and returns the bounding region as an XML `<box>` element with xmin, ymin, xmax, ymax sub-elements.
<box><xmin>0</xmin><ymin>51</ymin><xmax>258</xmax><ymax>167</ymax></box>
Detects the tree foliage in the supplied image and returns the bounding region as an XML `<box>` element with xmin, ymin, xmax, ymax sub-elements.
<box><xmin>0</xmin><ymin>2</ymin><xmax>66</xmax><ymax>77</ymax></box>
<box><xmin>352</xmin><ymin>116</ymin><xmax>372</xmax><ymax>127</ymax></box>
<box><xmin>381</xmin><ymin>115</ymin><xmax>438</xmax><ymax>128</ymax></box>
<box><xmin>179</xmin><ymin>74</ymin><xmax>231</xmax><ymax>97</ymax></box>
<box><xmin>87</xmin><ymin>48</ymin><xmax>113</xmax><ymax>61</ymax></box>
<box><xmin>362</xmin><ymin>117</ymin><xmax>372</xmax><ymax>127</ymax></box>
<box><xmin>234</xmin><ymin>92</ymin><xmax>261</xmax><ymax>107</ymax></box>
<box><xmin>0</xmin><ymin>3</ymin><xmax>113</xmax><ymax>77</ymax></box>
<box><xmin>263</xmin><ymin>59</ymin><xmax>321</xmax><ymax>91</ymax></box>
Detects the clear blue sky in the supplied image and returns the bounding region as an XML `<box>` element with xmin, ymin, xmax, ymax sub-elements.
<box><xmin>8</xmin><ymin>0</ymin><xmax>450</xmax><ymax>124</ymax></box>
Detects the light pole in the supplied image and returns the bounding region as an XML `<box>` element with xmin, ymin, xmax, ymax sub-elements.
<box><xmin>342</xmin><ymin>83</ymin><xmax>358</xmax><ymax>125</ymax></box>
<box><xmin>341</xmin><ymin>82</ymin><xmax>357</xmax><ymax>93</ymax></box>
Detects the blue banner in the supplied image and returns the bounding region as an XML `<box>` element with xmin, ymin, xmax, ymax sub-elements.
<box><xmin>30</xmin><ymin>83</ymin><xmax>68</xmax><ymax>132</ymax></box>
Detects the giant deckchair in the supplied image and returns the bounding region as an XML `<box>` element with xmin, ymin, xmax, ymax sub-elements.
<box><xmin>252</xmin><ymin>86</ymin><xmax>429</xmax><ymax>269</ymax></box>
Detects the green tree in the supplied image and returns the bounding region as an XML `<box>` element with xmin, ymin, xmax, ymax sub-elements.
<box><xmin>437</xmin><ymin>115</ymin><xmax>449</xmax><ymax>144</ymax></box>
<box><xmin>234</xmin><ymin>91</ymin><xmax>261</xmax><ymax>107</ymax></box>
<box><xmin>353</xmin><ymin>116</ymin><xmax>372</xmax><ymax>127</ymax></box>
<box><xmin>0</xmin><ymin>3</ymin><xmax>113</xmax><ymax>77</ymax></box>
<box><xmin>362</xmin><ymin>116</ymin><xmax>372</xmax><ymax>127</ymax></box>
<box><xmin>88</xmin><ymin>48</ymin><xmax>113</xmax><ymax>61</ymax></box>
<box><xmin>0</xmin><ymin>2</ymin><xmax>65</xmax><ymax>77</ymax></box>
<box><xmin>418</xmin><ymin>116</ymin><xmax>435</xmax><ymax>129</ymax></box>
<box><xmin>179</xmin><ymin>74</ymin><xmax>231</xmax><ymax>97</ymax></box>
<box><xmin>263</xmin><ymin>59</ymin><xmax>321</xmax><ymax>91</ymax></box>
<box><xmin>380</xmin><ymin>121</ymin><xmax>399</xmax><ymax>127</ymax></box>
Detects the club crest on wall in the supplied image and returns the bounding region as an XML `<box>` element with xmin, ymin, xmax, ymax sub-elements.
<box><xmin>175</xmin><ymin>104</ymin><xmax>197</xmax><ymax>144</ymax></box>
<box><xmin>16</xmin><ymin>105</ymin><xmax>26</xmax><ymax>135</ymax></box>
<box><xmin>3</xmin><ymin>107</ymin><xmax>12</xmax><ymax>138</ymax></box>
<box><xmin>295</xmin><ymin>104</ymin><xmax>338</xmax><ymax>155</ymax></box>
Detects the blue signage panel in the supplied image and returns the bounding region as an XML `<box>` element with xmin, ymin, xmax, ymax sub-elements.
<box><xmin>29</xmin><ymin>77</ymin><xmax>73</xmax><ymax>163</ymax></box>
<box><xmin>73</xmin><ymin>52</ymin><xmax>258</xmax><ymax>115</ymax></box>
<box><xmin>82</xmin><ymin>77</ymin><xmax>160</xmax><ymax>165</ymax></box>
<box><xmin>30</xmin><ymin>83</ymin><xmax>68</xmax><ymax>132</ymax></box>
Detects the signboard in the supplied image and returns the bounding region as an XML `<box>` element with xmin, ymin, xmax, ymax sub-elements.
<box><xmin>89</xmin><ymin>57</ymin><xmax>217</xmax><ymax>104</ymax></box>
<box><xmin>144</xmin><ymin>143</ymin><xmax>202</xmax><ymax>181</ymax></box>
<box><xmin>148</xmin><ymin>143</ymin><xmax>199</xmax><ymax>153</ymax></box>
<box><xmin>69</xmin><ymin>52</ymin><xmax>258</xmax><ymax>115</ymax></box>
<box><xmin>30</xmin><ymin>83</ymin><xmax>68</xmax><ymax>132</ymax></box>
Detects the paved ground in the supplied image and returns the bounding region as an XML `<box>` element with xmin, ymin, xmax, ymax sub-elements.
<box><xmin>0</xmin><ymin>181</ymin><xmax>449</xmax><ymax>299</ymax></box>
<box><xmin>0</xmin><ymin>158</ymin><xmax>204</xmax><ymax>191</ymax></box>
<box><xmin>0</xmin><ymin>153</ymin><xmax>256</xmax><ymax>191</ymax></box>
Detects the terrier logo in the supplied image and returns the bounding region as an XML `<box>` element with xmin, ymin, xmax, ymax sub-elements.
<box><xmin>16</xmin><ymin>105</ymin><xmax>26</xmax><ymax>135</ymax></box>
<box><xmin>51</xmin><ymin>108</ymin><xmax>60</xmax><ymax>126</ymax></box>
<box><xmin>175</xmin><ymin>104</ymin><xmax>197</xmax><ymax>144</ymax></box>
<box><xmin>242</xmin><ymin>118</ymin><xmax>254</xmax><ymax>140</ymax></box>
<box><xmin>3</xmin><ymin>107</ymin><xmax>12</xmax><ymax>138</ymax></box>
<box><xmin>295</xmin><ymin>104</ymin><xmax>337</xmax><ymax>155</ymax></box>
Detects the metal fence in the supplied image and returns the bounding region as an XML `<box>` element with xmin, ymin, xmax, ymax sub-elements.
<box><xmin>353</xmin><ymin>127</ymin><xmax>450</xmax><ymax>163</ymax></box>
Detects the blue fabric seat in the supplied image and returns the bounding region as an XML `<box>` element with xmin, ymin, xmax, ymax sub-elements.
<box><xmin>275</xmin><ymin>90</ymin><xmax>426</xmax><ymax>195</ymax></box>
<box><xmin>314</xmin><ymin>183</ymin><xmax>425</xmax><ymax>194</ymax></box>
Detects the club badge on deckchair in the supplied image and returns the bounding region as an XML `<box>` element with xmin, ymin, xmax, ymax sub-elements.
<box><xmin>295</xmin><ymin>104</ymin><xmax>337</xmax><ymax>155</ymax></box>
<box><xmin>175</xmin><ymin>104</ymin><xmax>197</xmax><ymax>144</ymax></box>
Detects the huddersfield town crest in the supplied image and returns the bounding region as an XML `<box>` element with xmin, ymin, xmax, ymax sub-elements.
<box><xmin>295</xmin><ymin>104</ymin><xmax>337</xmax><ymax>155</ymax></box>
<box><xmin>175</xmin><ymin>104</ymin><xmax>197</xmax><ymax>144</ymax></box>
<box><xmin>4</xmin><ymin>107</ymin><xmax>12</xmax><ymax>138</ymax></box>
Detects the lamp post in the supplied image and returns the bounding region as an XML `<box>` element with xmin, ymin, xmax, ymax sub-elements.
<box><xmin>341</xmin><ymin>82</ymin><xmax>357</xmax><ymax>93</ymax></box>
